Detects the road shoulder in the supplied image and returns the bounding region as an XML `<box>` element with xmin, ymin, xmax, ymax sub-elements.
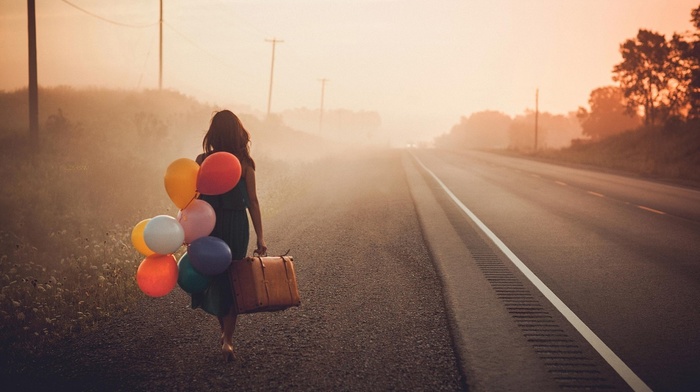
<box><xmin>403</xmin><ymin>151</ymin><xmax>563</xmax><ymax>391</ymax></box>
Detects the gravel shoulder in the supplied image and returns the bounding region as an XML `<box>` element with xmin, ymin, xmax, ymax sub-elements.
<box><xmin>1</xmin><ymin>149</ymin><xmax>465</xmax><ymax>391</ymax></box>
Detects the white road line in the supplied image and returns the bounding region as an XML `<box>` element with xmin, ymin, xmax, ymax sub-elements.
<box><xmin>411</xmin><ymin>153</ymin><xmax>653</xmax><ymax>392</ymax></box>
<box><xmin>555</xmin><ymin>181</ymin><xmax>568</xmax><ymax>186</ymax></box>
<box><xmin>588</xmin><ymin>191</ymin><xmax>606</xmax><ymax>198</ymax></box>
<box><xmin>638</xmin><ymin>205</ymin><xmax>666</xmax><ymax>215</ymax></box>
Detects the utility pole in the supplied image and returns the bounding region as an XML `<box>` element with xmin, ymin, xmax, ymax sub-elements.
<box><xmin>265</xmin><ymin>38</ymin><xmax>283</xmax><ymax>118</ymax></box>
<box><xmin>318</xmin><ymin>78</ymin><xmax>328</xmax><ymax>133</ymax></box>
<box><xmin>534</xmin><ymin>88</ymin><xmax>539</xmax><ymax>152</ymax></box>
<box><xmin>27</xmin><ymin>0</ymin><xmax>38</xmax><ymax>143</ymax></box>
<box><xmin>159</xmin><ymin>0</ymin><xmax>163</xmax><ymax>90</ymax></box>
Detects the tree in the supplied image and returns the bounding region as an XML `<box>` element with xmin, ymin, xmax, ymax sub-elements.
<box><xmin>457</xmin><ymin>111</ymin><xmax>511</xmax><ymax>149</ymax></box>
<box><xmin>687</xmin><ymin>5</ymin><xmax>700</xmax><ymax>119</ymax></box>
<box><xmin>435</xmin><ymin>111</ymin><xmax>512</xmax><ymax>150</ymax></box>
<box><xmin>613</xmin><ymin>29</ymin><xmax>689</xmax><ymax>126</ymax></box>
<box><xmin>666</xmin><ymin>33</ymin><xmax>693</xmax><ymax>119</ymax></box>
<box><xmin>577</xmin><ymin>86</ymin><xmax>641</xmax><ymax>140</ymax></box>
<box><xmin>508</xmin><ymin>111</ymin><xmax>582</xmax><ymax>151</ymax></box>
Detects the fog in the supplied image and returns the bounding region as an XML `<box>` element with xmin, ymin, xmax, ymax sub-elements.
<box><xmin>0</xmin><ymin>85</ymin><xmax>369</xmax><ymax>350</ymax></box>
<box><xmin>0</xmin><ymin>87</ymin><xmax>348</xmax><ymax>277</ymax></box>
<box><xmin>2</xmin><ymin>0</ymin><xmax>699</xmax><ymax>257</ymax></box>
<box><xmin>1</xmin><ymin>1</ymin><xmax>697</xmax><ymax>145</ymax></box>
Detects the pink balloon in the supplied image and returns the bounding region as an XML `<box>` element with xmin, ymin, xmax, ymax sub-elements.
<box><xmin>197</xmin><ymin>152</ymin><xmax>241</xmax><ymax>195</ymax></box>
<box><xmin>177</xmin><ymin>199</ymin><xmax>216</xmax><ymax>244</ymax></box>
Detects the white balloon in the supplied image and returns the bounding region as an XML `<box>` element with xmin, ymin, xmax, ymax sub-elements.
<box><xmin>143</xmin><ymin>215</ymin><xmax>185</xmax><ymax>255</ymax></box>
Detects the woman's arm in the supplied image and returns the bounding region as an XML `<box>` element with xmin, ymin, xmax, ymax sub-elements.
<box><xmin>245</xmin><ymin>164</ymin><xmax>267</xmax><ymax>255</ymax></box>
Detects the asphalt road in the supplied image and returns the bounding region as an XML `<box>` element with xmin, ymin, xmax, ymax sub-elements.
<box><xmin>4</xmin><ymin>148</ymin><xmax>698</xmax><ymax>392</ymax></box>
<box><xmin>408</xmin><ymin>149</ymin><xmax>700</xmax><ymax>392</ymax></box>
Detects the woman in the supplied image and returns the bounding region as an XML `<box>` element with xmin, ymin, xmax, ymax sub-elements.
<box><xmin>192</xmin><ymin>110</ymin><xmax>267</xmax><ymax>361</ymax></box>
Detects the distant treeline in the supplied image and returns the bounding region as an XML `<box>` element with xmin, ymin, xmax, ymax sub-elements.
<box><xmin>438</xmin><ymin>4</ymin><xmax>700</xmax><ymax>153</ymax></box>
<box><xmin>0</xmin><ymin>87</ymin><xmax>211</xmax><ymax>156</ymax></box>
<box><xmin>0</xmin><ymin>86</ymin><xmax>348</xmax><ymax>161</ymax></box>
<box><xmin>435</xmin><ymin>110</ymin><xmax>583</xmax><ymax>151</ymax></box>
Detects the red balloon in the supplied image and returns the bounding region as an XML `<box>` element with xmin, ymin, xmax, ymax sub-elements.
<box><xmin>136</xmin><ymin>254</ymin><xmax>178</xmax><ymax>297</ymax></box>
<box><xmin>197</xmin><ymin>152</ymin><xmax>241</xmax><ymax>195</ymax></box>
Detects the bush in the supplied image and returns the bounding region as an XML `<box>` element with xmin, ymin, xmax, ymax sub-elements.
<box><xmin>536</xmin><ymin>123</ymin><xmax>700</xmax><ymax>185</ymax></box>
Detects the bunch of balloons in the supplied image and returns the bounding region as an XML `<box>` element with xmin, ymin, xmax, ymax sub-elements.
<box><xmin>130</xmin><ymin>152</ymin><xmax>242</xmax><ymax>297</ymax></box>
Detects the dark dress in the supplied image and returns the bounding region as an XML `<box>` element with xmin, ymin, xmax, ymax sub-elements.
<box><xmin>191</xmin><ymin>153</ymin><xmax>249</xmax><ymax>317</ymax></box>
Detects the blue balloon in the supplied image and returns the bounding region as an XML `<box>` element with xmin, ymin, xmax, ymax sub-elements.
<box><xmin>188</xmin><ymin>236</ymin><xmax>232</xmax><ymax>276</ymax></box>
<box><xmin>177</xmin><ymin>253</ymin><xmax>211</xmax><ymax>293</ymax></box>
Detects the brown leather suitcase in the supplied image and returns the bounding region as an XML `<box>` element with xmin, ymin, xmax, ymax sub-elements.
<box><xmin>229</xmin><ymin>256</ymin><xmax>301</xmax><ymax>314</ymax></box>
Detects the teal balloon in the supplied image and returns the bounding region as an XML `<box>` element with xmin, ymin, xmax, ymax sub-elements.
<box><xmin>177</xmin><ymin>253</ymin><xmax>211</xmax><ymax>294</ymax></box>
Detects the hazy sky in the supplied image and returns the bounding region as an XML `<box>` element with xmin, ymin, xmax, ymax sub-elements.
<box><xmin>1</xmin><ymin>0</ymin><xmax>698</xmax><ymax>143</ymax></box>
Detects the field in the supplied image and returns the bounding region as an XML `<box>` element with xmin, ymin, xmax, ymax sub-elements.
<box><xmin>0</xmin><ymin>87</ymin><xmax>334</xmax><ymax>355</ymax></box>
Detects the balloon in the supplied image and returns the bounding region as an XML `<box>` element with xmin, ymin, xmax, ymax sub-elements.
<box><xmin>197</xmin><ymin>152</ymin><xmax>241</xmax><ymax>195</ymax></box>
<box><xmin>177</xmin><ymin>253</ymin><xmax>211</xmax><ymax>294</ymax></box>
<box><xmin>131</xmin><ymin>219</ymin><xmax>155</xmax><ymax>256</ymax></box>
<box><xmin>188</xmin><ymin>236</ymin><xmax>232</xmax><ymax>276</ymax></box>
<box><xmin>136</xmin><ymin>254</ymin><xmax>178</xmax><ymax>297</ymax></box>
<box><xmin>143</xmin><ymin>215</ymin><xmax>185</xmax><ymax>255</ymax></box>
<box><xmin>164</xmin><ymin>158</ymin><xmax>200</xmax><ymax>209</ymax></box>
<box><xmin>177</xmin><ymin>199</ymin><xmax>216</xmax><ymax>244</ymax></box>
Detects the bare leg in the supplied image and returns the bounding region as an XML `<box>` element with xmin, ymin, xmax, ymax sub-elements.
<box><xmin>222</xmin><ymin>312</ymin><xmax>237</xmax><ymax>344</ymax></box>
<box><xmin>221</xmin><ymin>311</ymin><xmax>238</xmax><ymax>361</ymax></box>
<box><xmin>217</xmin><ymin>316</ymin><xmax>224</xmax><ymax>345</ymax></box>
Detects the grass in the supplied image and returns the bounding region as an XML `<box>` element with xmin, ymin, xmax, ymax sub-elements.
<box><xmin>0</xmin><ymin>113</ymin><xmax>170</xmax><ymax>355</ymax></box>
<box><xmin>0</xmin><ymin>87</ymin><xmax>318</xmax><ymax>357</ymax></box>
<box><xmin>532</xmin><ymin>123</ymin><xmax>700</xmax><ymax>187</ymax></box>
<box><xmin>0</xmin><ymin>227</ymin><xmax>139</xmax><ymax>354</ymax></box>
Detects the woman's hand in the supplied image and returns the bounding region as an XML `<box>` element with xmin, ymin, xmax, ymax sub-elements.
<box><xmin>255</xmin><ymin>238</ymin><xmax>267</xmax><ymax>256</ymax></box>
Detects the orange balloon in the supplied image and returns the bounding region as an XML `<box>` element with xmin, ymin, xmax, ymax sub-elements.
<box><xmin>131</xmin><ymin>219</ymin><xmax>155</xmax><ymax>256</ymax></box>
<box><xmin>136</xmin><ymin>254</ymin><xmax>178</xmax><ymax>297</ymax></box>
<box><xmin>164</xmin><ymin>158</ymin><xmax>200</xmax><ymax>209</ymax></box>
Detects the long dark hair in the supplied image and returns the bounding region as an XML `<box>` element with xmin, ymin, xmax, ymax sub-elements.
<box><xmin>202</xmin><ymin>110</ymin><xmax>255</xmax><ymax>169</ymax></box>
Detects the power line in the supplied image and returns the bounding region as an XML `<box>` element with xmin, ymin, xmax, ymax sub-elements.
<box><xmin>137</xmin><ymin>29</ymin><xmax>158</xmax><ymax>89</ymax></box>
<box><xmin>60</xmin><ymin>0</ymin><xmax>158</xmax><ymax>28</ymax></box>
<box><xmin>210</xmin><ymin>0</ymin><xmax>271</xmax><ymax>38</ymax></box>
<box><xmin>55</xmin><ymin>1</ymin><xmax>302</xmax><ymax>111</ymax></box>
<box><xmin>164</xmin><ymin>22</ymin><xmax>250</xmax><ymax>76</ymax></box>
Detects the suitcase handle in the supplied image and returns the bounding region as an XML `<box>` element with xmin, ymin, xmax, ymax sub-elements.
<box><xmin>253</xmin><ymin>249</ymin><xmax>291</xmax><ymax>258</ymax></box>
<box><xmin>279</xmin><ymin>255</ymin><xmax>297</xmax><ymax>301</ymax></box>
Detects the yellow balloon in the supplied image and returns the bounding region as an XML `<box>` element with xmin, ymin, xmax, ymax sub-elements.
<box><xmin>164</xmin><ymin>158</ymin><xmax>200</xmax><ymax>209</ymax></box>
<box><xmin>131</xmin><ymin>219</ymin><xmax>155</xmax><ymax>256</ymax></box>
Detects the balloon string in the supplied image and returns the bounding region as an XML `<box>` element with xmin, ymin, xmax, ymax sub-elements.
<box><xmin>181</xmin><ymin>192</ymin><xmax>199</xmax><ymax>210</ymax></box>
